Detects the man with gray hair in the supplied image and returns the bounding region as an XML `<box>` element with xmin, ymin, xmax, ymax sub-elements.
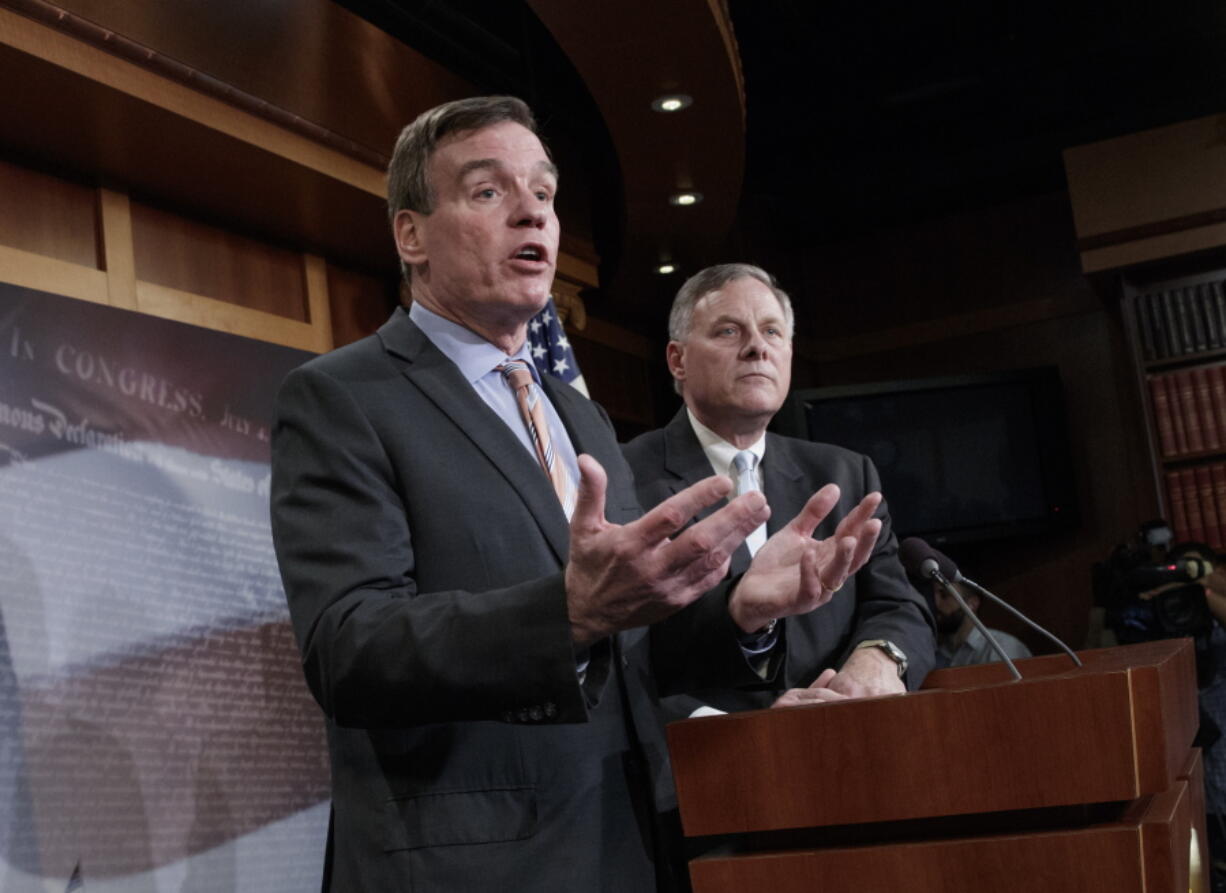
<box><xmin>625</xmin><ymin>263</ymin><xmax>935</xmax><ymax>717</ymax></box>
<box><xmin>271</xmin><ymin>99</ymin><xmax>886</xmax><ymax>891</ymax></box>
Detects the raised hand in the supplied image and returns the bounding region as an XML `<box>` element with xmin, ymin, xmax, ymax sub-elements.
<box><xmin>565</xmin><ymin>454</ymin><xmax>770</xmax><ymax>647</ymax></box>
<box><xmin>728</xmin><ymin>485</ymin><xmax>882</xmax><ymax>634</ymax></box>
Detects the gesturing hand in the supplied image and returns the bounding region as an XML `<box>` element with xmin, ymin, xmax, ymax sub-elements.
<box><xmin>565</xmin><ymin>454</ymin><xmax>770</xmax><ymax>647</ymax></box>
<box><xmin>728</xmin><ymin>485</ymin><xmax>882</xmax><ymax>634</ymax></box>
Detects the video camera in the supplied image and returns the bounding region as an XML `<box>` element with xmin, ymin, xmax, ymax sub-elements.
<box><xmin>1092</xmin><ymin>520</ymin><xmax>1216</xmax><ymax>645</ymax></box>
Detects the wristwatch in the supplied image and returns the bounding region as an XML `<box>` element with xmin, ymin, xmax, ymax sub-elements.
<box><xmin>855</xmin><ymin>639</ymin><xmax>908</xmax><ymax>678</ymax></box>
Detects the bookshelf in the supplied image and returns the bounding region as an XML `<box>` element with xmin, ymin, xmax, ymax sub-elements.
<box><xmin>1128</xmin><ymin>269</ymin><xmax>1226</xmax><ymax>547</ymax></box>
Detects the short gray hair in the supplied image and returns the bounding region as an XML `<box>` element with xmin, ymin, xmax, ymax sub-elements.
<box><xmin>387</xmin><ymin>95</ymin><xmax>542</xmax><ymax>281</ymax></box>
<box><xmin>668</xmin><ymin>263</ymin><xmax>794</xmax><ymax>342</ymax></box>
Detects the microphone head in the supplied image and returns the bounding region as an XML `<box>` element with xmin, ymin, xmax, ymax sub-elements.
<box><xmin>899</xmin><ymin>536</ymin><xmax>961</xmax><ymax>582</ymax></box>
<box><xmin>919</xmin><ymin>557</ymin><xmax>941</xmax><ymax>580</ymax></box>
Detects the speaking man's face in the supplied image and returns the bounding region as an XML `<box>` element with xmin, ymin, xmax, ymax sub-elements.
<box><xmin>668</xmin><ymin>277</ymin><xmax>793</xmax><ymax>430</ymax></box>
<box><xmin>396</xmin><ymin>120</ymin><xmax>560</xmax><ymax>334</ymax></box>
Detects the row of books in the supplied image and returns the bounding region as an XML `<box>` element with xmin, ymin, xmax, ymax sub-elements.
<box><xmin>1148</xmin><ymin>364</ymin><xmax>1226</xmax><ymax>457</ymax></box>
<box><xmin>1166</xmin><ymin>464</ymin><xmax>1226</xmax><ymax>549</ymax></box>
<box><xmin>1136</xmin><ymin>280</ymin><xmax>1226</xmax><ymax>361</ymax></box>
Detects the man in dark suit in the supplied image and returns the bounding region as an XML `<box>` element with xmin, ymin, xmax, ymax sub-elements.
<box><xmin>624</xmin><ymin>263</ymin><xmax>936</xmax><ymax>717</ymax></box>
<box><xmin>270</xmin><ymin>99</ymin><xmax>884</xmax><ymax>891</ymax></box>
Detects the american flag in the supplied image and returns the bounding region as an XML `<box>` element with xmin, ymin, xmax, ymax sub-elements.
<box><xmin>528</xmin><ymin>297</ymin><xmax>587</xmax><ymax>396</ymax></box>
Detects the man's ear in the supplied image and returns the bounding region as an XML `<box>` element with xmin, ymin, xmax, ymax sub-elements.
<box><xmin>665</xmin><ymin>340</ymin><xmax>686</xmax><ymax>385</ymax></box>
<box><xmin>393</xmin><ymin>209</ymin><xmax>427</xmax><ymax>268</ymax></box>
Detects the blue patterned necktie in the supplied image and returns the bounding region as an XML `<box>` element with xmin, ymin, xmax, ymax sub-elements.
<box><xmin>733</xmin><ymin>450</ymin><xmax>767</xmax><ymax>556</ymax></box>
<box><xmin>732</xmin><ymin>450</ymin><xmax>759</xmax><ymax>497</ymax></box>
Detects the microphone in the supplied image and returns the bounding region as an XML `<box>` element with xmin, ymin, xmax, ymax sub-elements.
<box><xmin>900</xmin><ymin>537</ymin><xmax>1083</xmax><ymax>677</ymax></box>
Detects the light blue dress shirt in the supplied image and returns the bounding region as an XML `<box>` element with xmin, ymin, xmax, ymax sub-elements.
<box><xmin>409</xmin><ymin>302</ymin><xmax>581</xmax><ymax>511</ymax></box>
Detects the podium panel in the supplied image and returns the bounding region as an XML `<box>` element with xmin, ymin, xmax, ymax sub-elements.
<box><xmin>667</xmin><ymin>641</ymin><xmax>1206</xmax><ymax>892</ymax></box>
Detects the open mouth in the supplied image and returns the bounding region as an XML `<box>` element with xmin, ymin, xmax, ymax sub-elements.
<box><xmin>511</xmin><ymin>244</ymin><xmax>548</xmax><ymax>264</ymax></box>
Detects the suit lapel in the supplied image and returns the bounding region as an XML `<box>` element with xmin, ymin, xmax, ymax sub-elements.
<box><xmin>762</xmin><ymin>433</ymin><xmax>809</xmax><ymax>536</ymax></box>
<box><xmin>661</xmin><ymin>408</ymin><xmax>721</xmax><ymax>513</ymax></box>
<box><xmin>378</xmin><ymin>311</ymin><xmax>571</xmax><ymax>563</ymax></box>
<box><xmin>539</xmin><ymin>374</ymin><xmax>598</xmax><ymax>459</ymax></box>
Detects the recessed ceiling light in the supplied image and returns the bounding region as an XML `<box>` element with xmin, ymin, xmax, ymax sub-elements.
<box><xmin>669</xmin><ymin>192</ymin><xmax>703</xmax><ymax>207</ymax></box>
<box><xmin>651</xmin><ymin>94</ymin><xmax>693</xmax><ymax>113</ymax></box>
<box><xmin>657</xmin><ymin>263</ymin><xmax>677</xmax><ymax>275</ymax></box>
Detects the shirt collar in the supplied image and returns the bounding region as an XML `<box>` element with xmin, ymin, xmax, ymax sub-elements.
<box><xmin>686</xmin><ymin>407</ymin><xmax>766</xmax><ymax>477</ymax></box>
<box><xmin>409</xmin><ymin>302</ymin><xmax>537</xmax><ymax>384</ymax></box>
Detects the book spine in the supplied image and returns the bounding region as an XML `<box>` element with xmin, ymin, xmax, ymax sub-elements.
<box><xmin>1212</xmin><ymin>365</ymin><xmax>1226</xmax><ymax>451</ymax></box>
<box><xmin>1184</xmin><ymin>468</ymin><xmax>1206</xmax><ymax>543</ymax></box>
<box><xmin>1187</xmin><ymin>287</ymin><xmax>1208</xmax><ymax>353</ymax></box>
<box><xmin>1195</xmin><ymin>367</ymin><xmax>1221</xmax><ymax>452</ymax></box>
<box><xmin>1162</xmin><ymin>291</ymin><xmax>1182</xmax><ymax>356</ymax></box>
<box><xmin>1149</xmin><ymin>375</ymin><xmax>1177</xmax><ymax>457</ymax></box>
<box><xmin>1214</xmin><ymin>281</ymin><xmax>1226</xmax><ymax>348</ymax></box>
<box><xmin>1201</xmin><ymin>283</ymin><xmax>1222</xmax><ymax>350</ymax></box>
<box><xmin>1175</xmin><ymin>289</ymin><xmax>1194</xmax><ymax>355</ymax></box>
<box><xmin>1176</xmin><ymin>369</ymin><xmax>1205</xmax><ymax>453</ymax></box>
<box><xmin>1167</xmin><ymin>470</ymin><xmax>1189</xmax><ymax>540</ymax></box>
<box><xmin>1213</xmin><ymin>463</ymin><xmax>1226</xmax><ymax>548</ymax></box>
<box><xmin>1169</xmin><ymin>374</ymin><xmax>1189</xmax><ymax>454</ymax></box>
<box><xmin>1197</xmin><ymin>465</ymin><xmax>1221</xmax><ymax>549</ymax></box>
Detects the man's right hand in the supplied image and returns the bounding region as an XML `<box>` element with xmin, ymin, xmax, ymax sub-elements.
<box><xmin>565</xmin><ymin>453</ymin><xmax>769</xmax><ymax>647</ymax></box>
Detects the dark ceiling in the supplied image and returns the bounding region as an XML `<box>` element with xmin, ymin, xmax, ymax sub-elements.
<box><xmin>337</xmin><ymin>0</ymin><xmax>1226</xmax><ymax>307</ymax></box>
<box><xmin>731</xmin><ymin>0</ymin><xmax>1226</xmax><ymax>242</ymax></box>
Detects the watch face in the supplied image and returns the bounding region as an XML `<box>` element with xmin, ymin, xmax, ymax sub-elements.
<box><xmin>878</xmin><ymin>641</ymin><xmax>907</xmax><ymax>676</ymax></box>
<box><xmin>858</xmin><ymin>639</ymin><xmax>906</xmax><ymax>676</ymax></box>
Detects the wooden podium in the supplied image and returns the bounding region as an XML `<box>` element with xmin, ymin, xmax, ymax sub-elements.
<box><xmin>666</xmin><ymin>639</ymin><xmax>1207</xmax><ymax>892</ymax></box>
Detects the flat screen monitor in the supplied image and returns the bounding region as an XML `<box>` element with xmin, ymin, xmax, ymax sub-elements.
<box><xmin>774</xmin><ymin>367</ymin><xmax>1077</xmax><ymax>545</ymax></box>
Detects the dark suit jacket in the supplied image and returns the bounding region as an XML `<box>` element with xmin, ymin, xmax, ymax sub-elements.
<box><xmin>270</xmin><ymin>310</ymin><xmax>758</xmax><ymax>892</ymax></box>
<box><xmin>623</xmin><ymin>408</ymin><xmax>936</xmax><ymax>718</ymax></box>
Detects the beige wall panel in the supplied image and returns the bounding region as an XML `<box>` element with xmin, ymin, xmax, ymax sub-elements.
<box><xmin>0</xmin><ymin>158</ymin><xmax>99</xmax><ymax>268</ymax></box>
<box><xmin>131</xmin><ymin>202</ymin><xmax>308</xmax><ymax>321</ymax></box>
<box><xmin>0</xmin><ymin>242</ymin><xmax>107</xmax><ymax>303</ymax></box>
<box><xmin>134</xmin><ymin>280</ymin><xmax>323</xmax><ymax>353</ymax></box>
<box><xmin>326</xmin><ymin>263</ymin><xmax>396</xmax><ymax>349</ymax></box>
<box><xmin>1065</xmin><ymin>113</ymin><xmax>1226</xmax><ymax>241</ymax></box>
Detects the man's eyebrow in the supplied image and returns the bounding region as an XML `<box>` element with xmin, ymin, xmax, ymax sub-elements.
<box><xmin>455</xmin><ymin>158</ymin><xmax>501</xmax><ymax>180</ymax></box>
<box><xmin>455</xmin><ymin>158</ymin><xmax>559</xmax><ymax>180</ymax></box>
<box><xmin>707</xmin><ymin>312</ymin><xmax>784</xmax><ymax>328</ymax></box>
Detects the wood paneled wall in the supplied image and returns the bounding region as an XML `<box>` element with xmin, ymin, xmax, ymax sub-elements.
<box><xmin>0</xmin><ymin>158</ymin><xmax>98</xmax><ymax>268</ymax></box>
<box><xmin>0</xmin><ymin>160</ymin><xmax>656</xmax><ymax>436</ymax></box>
<box><xmin>0</xmin><ymin>2</ymin><xmax>654</xmax><ymax>428</ymax></box>
<box><xmin>0</xmin><ymin>162</ymin><xmax>338</xmax><ymax>353</ymax></box>
<box><xmin>131</xmin><ymin>201</ymin><xmax>310</xmax><ymax>321</ymax></box>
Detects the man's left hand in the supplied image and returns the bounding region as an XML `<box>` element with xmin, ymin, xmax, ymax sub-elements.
<box><xmin>771</xmin><ymin>648</ymin><xmax>905</xmax><ymax>708</ymax></box>
<box><xmin>728</xmin><ymin>485</ymin><xmax>882</xmax><ymax>634</ymax></box>
<box><xmin>823</xmin><ymin>645</ymin><xmax>906</xmax><ymax>698</ymax></box>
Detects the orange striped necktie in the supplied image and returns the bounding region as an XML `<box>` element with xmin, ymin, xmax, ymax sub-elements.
<box><xmin>498</xmin><ymin>361</ymin><xmax>576</xmax><ymax>517</ymax></box>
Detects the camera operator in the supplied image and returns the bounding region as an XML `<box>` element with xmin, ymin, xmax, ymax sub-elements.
<box><xmin>1127</xmin><ymin>541</ymin><xmax>1226</xmax><ymax>892</ymax></box>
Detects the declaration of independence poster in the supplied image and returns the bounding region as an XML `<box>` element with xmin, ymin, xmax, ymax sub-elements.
<box><xmin>0</xmin><ymin>282</ymin><xmax>330</xmax><ymax>892</ymax></box>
